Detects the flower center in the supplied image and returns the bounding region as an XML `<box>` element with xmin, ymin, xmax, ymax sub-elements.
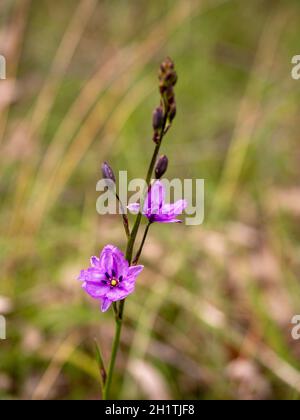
<box><xmin>110</xmin><ymin>278</ymin><xmax>118</xmax><ymax>287</ymax></box>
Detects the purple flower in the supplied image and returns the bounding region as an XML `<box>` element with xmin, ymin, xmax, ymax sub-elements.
<box><xmin>78</xmin><ymin>245</ymin><xmax>144</xmax><ymax>312</ymax></box>
<box><xmin>128</xmin><ymin>180</ymin><xmax>187</xmax><ymax>223</ymax></box>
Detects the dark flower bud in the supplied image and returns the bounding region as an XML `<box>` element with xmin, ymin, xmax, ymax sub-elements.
<box><xmin>164</xmin><ymin>70</ymin><xmax>177</xmax><ymax>86</ymax></box>
<box><xmin>159</xmin><ymin>57</ymin><xmax>177</xmax><ymax>91</ymax></box>
<box><xmin>160</xmin><ymin>57</ymin><xmax>174</xmax><ymax>73</ymax></box>
<box><xmin>101</xmin><ymin>161</ymin><xmax>116</xmax><ymax>183</ymax></box>
<box><xmin>168</xmin><ymin>104</ymin><xmax>176</xmax><ymax>122</ymax></box>
<box><xmin>165</xmin><ymin>86</ymin><xmax>175</xmax><ymax>105</ymax></box>
<box><xmin>155</xmin><ymin>155</ymin><xmax>168</xmax><ymax>179</ymax></box>
<box><xmin>152</xmin><ymin>106</ymin><xmax>164</xmax><ymax>130</ymax></box>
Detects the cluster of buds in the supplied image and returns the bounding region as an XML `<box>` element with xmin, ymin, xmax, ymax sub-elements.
<box><xmin>152</xmin><ymin>57</ymin><xmax>177</xmax><ymax>143</ymax></box>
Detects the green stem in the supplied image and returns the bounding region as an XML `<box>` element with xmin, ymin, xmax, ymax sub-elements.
<box><xmin>103</xmin><ymin>304</ymin><xmax>124</xmax><ymax>400</ymax></box>
<box><xmin>132</xmin><ymin>222</ymin><xmax>152</xmax><ymax>265</ymax></box>
<box><xmin>94</xmin><ymin>339</ymin><xmax>107</xmax><ymax>396</ymax></box>
<box><xmin>116</xmin><ymin>193</ymin><xmax>130</xmax><ymax>239</ymax></box>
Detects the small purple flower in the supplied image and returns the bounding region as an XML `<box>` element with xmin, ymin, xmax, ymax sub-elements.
<box><xmin>78</xmin><ymin>245</ymin><xmax>144</xmax><ymax>312</ymax></box>
<box><xmin>128</xmin><ymin>180</ymin><xmax>187</xmax><ymax>223</ymax></box>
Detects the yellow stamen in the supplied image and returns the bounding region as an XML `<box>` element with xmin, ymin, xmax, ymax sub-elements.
<box><xmin>110</xmin><ymin>279</ymin><xmax>117</xmax><ymax>287</ymax></box>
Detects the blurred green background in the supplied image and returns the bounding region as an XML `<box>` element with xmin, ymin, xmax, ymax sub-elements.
<box><xmin>1</xmin><ymin>0</ymin><xmax>300</xmax><ymax>400</ymax></box>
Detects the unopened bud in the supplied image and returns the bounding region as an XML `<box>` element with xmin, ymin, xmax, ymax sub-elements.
<box><xmin>166</xmin><ymin>86</ymin><xmax>175</xmax><ymax>105</ymax></box>
<box><xmin>152</xmin><ymin>106</ymin><xmax>164</xmax><ymax>130</ymax></box>
<box><xmin>164</xmin><ymin>70</ymin><xmax>177</xmax><ymax>86</ymax></box>
<box><xmin>160</xmin><ymin>57</ymin><xmax>174</xmax><ymax>73</ymax></box>
<box><xmin>101</xmin><ymin>161</ymin><xmax>116</xmax><ymax>183</ymax></box>
<box><xmin>168</xmin><ymin>104</ymin><xmax>176</xmax><ymax>122</ymax></box>
<box><xmin>155</xmin><ymin>155</ymin><xmax>168</xmax><ymax>179</ymax></box>
<box><xmin>159</xmin><ymin>57</ymin><xmax>177</xmax><ymax>91</ymax></box>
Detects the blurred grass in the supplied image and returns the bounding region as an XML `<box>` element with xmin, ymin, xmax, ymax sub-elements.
<box><xmin>1</xmin><ymin>0</ymin><xmax>300</xmax><ymax>400</ymax></box>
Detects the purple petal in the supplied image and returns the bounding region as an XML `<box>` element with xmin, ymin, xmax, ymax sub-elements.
<box><xmin>78</xmin><ymin>269</ymin><xmax>86</xmax><ymax>281</ymax></box>
<box><xmin>144</xmin><ymin>181</ymin><xmax>165</xmax><ymax>215</ymax></box>
<box><xmin>127</xmin><ymin>265</ymin><xmax>144</xmax><ymax>280</ymax></box>
<box><xmin>120</xmin><ymin>282</ymin><xmax>135</xmax><ymax>296</ymax></box>
<box><xmin>105</xmin><ymin>286</ymin><xmax>132</xmax><ymax>301</ymax></box>
<box><xmin>99</xmin><ymin>245</ymin><xmax>128</xmax><ymax>278</ymax></box>
<box><xmin>78</xmin><ymin>267</ymin><xmax>107</xmax><ymax>283</ymax></box>
<box><xmin>99</xmin><ymin>245</ymin><xmax>115</xmax><ymax>272</ymax></box>
<box><xmin>162</xmin><ymin>199</ymin><xmax>187</xmax><ymax>216</ymax></box>
<box><xmin>155</xmin><ymin>217</ymin><xmax>182</xmax><ymax>223</ymax></box>
<box><xmin>82</xmin><ymin>281</ymin><xmax>110</xmax><ymax>299</ymax></box>
<box><xmin>111</xmin><ymin>247</ymin><xmax>128</xmax><ymax>278</ymax></box>
<box><xmin>101</xmin><ymin>298</ymin><xmax>112</xmax><ymax>312</ymax></box>
<box><xmin>127</xmin><ymin>203</ymin><xmax>140</xmax><ymax>214</ymax></box>
<box><xmin>90</xmin><ymin>256</ymin><xmax>101</xmax><ymax>267</ymax></box>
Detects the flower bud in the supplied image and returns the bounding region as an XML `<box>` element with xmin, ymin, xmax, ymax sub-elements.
<box><xmin>158</xmin><ymin>57</ymin><xmax>177</xmax><ymax>93</ymax></box>
<box><xmin>101</xmin><ymin>161</ymin><xmax>116</xmax><ymax>183</ymax></box>
<box><xmin>160</xmin><ymin>57</ymin><xmax>174</xmax><ymax>73</ymax></box>
<box><xmin>155</xmin><ymin>155</ymin><xmax>168</xmax><ymax>179</ymax></box>
<box><xmin>152</xmin><ymin>106</ymin><xmax>164</xmax><ymax>130</ymax></box>
<box><xmin>168</xmin><ymin>104</ymin><xmax>176</xmax><ymax>122</ymax></box>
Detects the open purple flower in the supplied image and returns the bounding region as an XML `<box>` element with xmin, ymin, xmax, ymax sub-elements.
<box><xmin>78</xmin><ymin>245</ymin><xmax>144</xmax><ymax>312</ymax></box>
<box><xmin>128</xmin><ymin>180</ymin><xmax>187</xmax><ymax>223</ymax></box>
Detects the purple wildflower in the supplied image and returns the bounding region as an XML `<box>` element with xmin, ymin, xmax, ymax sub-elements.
<box><xmin>78</xmin><ymin>245</ymin><xmax>144</xmax><ymax>312</ymax></box>
<box><xmin>128</xmin><ymin>180</ymin><xmax>187</xmax><ymax>223</ymax></box>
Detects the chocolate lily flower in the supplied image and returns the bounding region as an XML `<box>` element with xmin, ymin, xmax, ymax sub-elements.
<box><xmin>128</xmin><ymin>180</ymin><xmax>187</xmax><ymax>224</ymax></box>
<box><xmin>78</xmin><ymin>245</ymin><xmax>144</xmax><ymax>312</ymax></box>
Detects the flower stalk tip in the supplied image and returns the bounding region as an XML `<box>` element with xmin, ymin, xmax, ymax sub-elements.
<box><xmin>159</xmin><ymin>57</ymin><xmax>177</xmax><ymax>93</ymax></box>
<box><xmin>158</xmin><ymin>57</ymin><xmax>177</xmax><ymax>125</ymax></box>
